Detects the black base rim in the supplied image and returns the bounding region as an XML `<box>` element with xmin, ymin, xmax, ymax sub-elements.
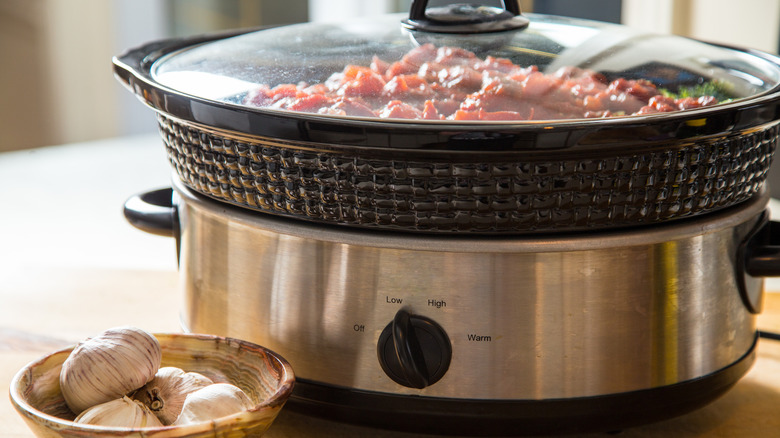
<box><xmin>286</xmin><ymin>336</ymin><xmax>757</xmax><ymax>436</ymax></box>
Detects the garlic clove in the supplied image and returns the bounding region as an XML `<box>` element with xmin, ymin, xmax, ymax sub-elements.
<box><xmin>60</xmin><ymin>326</ymin><xmax>162</xmax><ymax>415</ymax></box>
<box><xmin>172</xmin><ymin>383</ymin><xmax>254</xmax><ymax>425</ymax></box>
<box><xmin>74</xmin><ymin>396</ymin><xmax>163</xmax><ymax>427</ymax></box>
<box><xmin>133</xmin><ymin>366</ymin><xmax>214</xmax><ymax>425</ymax></box>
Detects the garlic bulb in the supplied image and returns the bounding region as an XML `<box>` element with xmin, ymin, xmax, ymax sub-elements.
<box><xmin>75</xmin><ymin>396</ymin><xmax>163</xmax><ymax>427</ymax></box>
<box><xmin>173</xmin><ymin>383</ymin><xmax>254</xmax><ymax>425</ymax></box>
<box><xmin>60</xmin><ymin>326</ymin><xmax>162</xmax><ymax>414</ymax></box>
<box><xmin>133</xmin><ymin>366</ymin><xmax>214</xmax><ymax>425</ymax></box>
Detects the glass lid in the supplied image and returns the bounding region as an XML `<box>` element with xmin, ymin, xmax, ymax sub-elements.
<box><xmin>151</xmin><ymin>1</ymin><xmax>780</xmax><ymax>123</ymax></box>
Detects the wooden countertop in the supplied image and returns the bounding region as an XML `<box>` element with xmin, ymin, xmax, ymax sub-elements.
<box><xmin>3</xmin><ymin>135</ymin><xmax>780</xmax><ymax>437</ymax></box>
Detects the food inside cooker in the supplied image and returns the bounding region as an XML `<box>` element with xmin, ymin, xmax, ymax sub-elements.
<box><xmin>243</xmin><ymin>44</ymin><xmax>723</xmax><ymax>120</ymax></box>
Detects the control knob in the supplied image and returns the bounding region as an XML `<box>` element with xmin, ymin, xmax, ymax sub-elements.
<box><xmin>377</xmin><ymin>308</ymin><xmax>452</xmax><ymax>389</ymax></box>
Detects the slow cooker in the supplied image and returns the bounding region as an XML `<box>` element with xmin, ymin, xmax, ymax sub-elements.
<box><xmin>115</xmin><ymin>1</ymin><xmax>780</xmax><ymax>435</ymax></box>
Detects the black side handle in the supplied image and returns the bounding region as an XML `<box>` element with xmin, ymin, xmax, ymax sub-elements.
<box><xmin>402</xmin><ymin>0</ymin><xmax>529</xmax><ymax>34</ymax></box>
<box><xmin>744</xmin><ymin>220</ymin><xmax>780</xmax><ymax>277</ymax></box>
<box><xmin>124</xmin><ymin>188</ymin><xmax>177</xmax><ymax>237</ymax></box>
<box><xmin>738</xmin><ymin>214</ymin><xmax>780</xmax><ymax>313</ymax></box>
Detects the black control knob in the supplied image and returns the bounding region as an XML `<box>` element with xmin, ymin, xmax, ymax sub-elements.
<box><xmin>377</xmin><ymin>308</ymin><xmax>452</xmax><ymax>389</ymax></box>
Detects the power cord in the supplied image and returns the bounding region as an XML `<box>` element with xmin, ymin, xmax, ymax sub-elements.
<box><xmin>758</xmin><ymin>330</ymin><xmax>780</xmax><ymax>341</ymax></box>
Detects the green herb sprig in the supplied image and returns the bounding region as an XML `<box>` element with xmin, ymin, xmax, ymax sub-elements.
<box><xmin>659</xmin><ymin>80</ymin><xmax>734</xmax><ymax>103</ymax></box>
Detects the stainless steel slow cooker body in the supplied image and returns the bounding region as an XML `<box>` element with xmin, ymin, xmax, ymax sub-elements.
<box><xmin>122</xmin><ymin>179</ymin><xmax>771</xmax><ymax>434</ymax></box>
<box><xmin>176</xmin><ymin>176</ymin><xmax>764</xmax><ymax>400</ymax></box>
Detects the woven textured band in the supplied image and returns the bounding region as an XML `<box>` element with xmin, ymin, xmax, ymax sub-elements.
<box><xmin>160</xmin><ymin>115</ymin><xmax>777</xmax><ymax>233</ymax></box>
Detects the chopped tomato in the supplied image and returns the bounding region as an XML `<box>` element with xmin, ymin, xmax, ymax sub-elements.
<box><xmin>304</xmin><ymin>83</ymin><xmax>329</xmax><ymax>95</ymax></box>
<box><xmin>475</xmin><ymin>56</ymin><xmax>517</xmax><ymax>74</ymax></box>
<box><xmin>522</xmin><ymin>72</ymin><xmax>560</xmax><ymax>99</ymax></box>
<box><xmin>608</xmin><ymin>78</ymin><xmax>659</xmax><ymax>102</ymax></box>
<box><xmin>677</xmin><ymin>95</ymin><xmax>718</xmax><ymax>110</ymax></box>
<box><xmin>403</xmin><ymin>43</ymin><xmax>438</xmax><ymax>66</ymax></box>
<box><xmin>379</xmin><ymin>101</ymin><xmax>423</xmax><ymax>119</ymax></box>
<box><xmin>437</xmin><ymin>66</ymin><xmax>482</xmax><ymax>92</ymax></box>
<box><xmin>340</xmin><ymin>70</ymin><xmax>386</xmax><ymax>98</ymax></box>
<box><xmin>245</xmin><ymin>85</ymin><xmax>273</xmax><ymax>106</ymax></box>
<box><xmin>480</xmin><ymin>110</ymin><xmax>525</xmax><ymax>121</ymax></box>
<box><xmin>342</xmin><ymin>65</ymin><xmax>375</xmax><ymax>80</ymax></box>
<box><xmin>371</xmin><ymin>56</ymin><xmax>389</xmax><ymax>76</ymax></box>
<box><xmin>422</xmin><ymin>100</ymin><xmax>442</xmax><ymax>120</ymax></box>
<box><xmin>383</xmin><ymin>75</ymin><xmax>433</xmax><ymax>100</ymax></box>
<box><xmin>583</xmin><ymin>110</ymin><xmax>613</xmax><ymax>118</ymax></box>
<box><xmin>385</xmin><ymin>60</ymin><xmax>419</xmax><ymax>79</ymax></box>
<box><xmin>647</xmin><ymin>95</ymin><xmax>677</xmax><ymax>112</ymax></box>
<box><xmin>435</xmin><ymin>46</ymin><xmax>478</xmax><ymax>66</ymax></box>
<box><xmin>330</xmin><ymin>98</ymin><xmax>377</xmax><ymax>117</ymax></box>
<box><xmin>418</xmin><ymin>62</ymin><xmax>445</xmax><ymax>82</ymax></box>
<box><xmin>452</xmin><ymin>109</ymin><xmax>481</xmax><ymax>120</ymax></box>
<box><xmin>269</xmin><ymin>84</ymin><xmax>306</xmax><ymax>102</ymax></box>
<box><xmin>506</xmin><ymin>65</ymin><xmax>538</xmax><ymax>82</ymax></box>
<box><xmin>286</xmin><ymin>94</ymin><xmax>334</xmax><ymax>113</ymax></box>
<box><xmin>431</xmin><ymin>99</ymin><xmax>460</xmax><ymax>117</ymax></box>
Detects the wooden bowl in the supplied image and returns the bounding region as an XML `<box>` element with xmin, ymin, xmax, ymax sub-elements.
<box><xmin>9</xmin><ymin>333</ymin><xmax>294</xmax><ymax>437</ymax></box>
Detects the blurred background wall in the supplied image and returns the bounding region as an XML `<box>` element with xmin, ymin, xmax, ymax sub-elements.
<box><xmin>0</xmin><ymin>0</ymin><xmax>778</xmax><ymax>152</ymax></box>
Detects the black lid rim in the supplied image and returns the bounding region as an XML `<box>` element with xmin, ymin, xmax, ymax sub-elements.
<box><xmin>113</xmin><ymin>29</ymin><xmax>780</xmax><ymax>153</ymax></box>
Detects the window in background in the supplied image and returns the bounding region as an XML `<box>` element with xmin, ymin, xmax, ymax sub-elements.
<box><xmin>168</xmin><ymin>0</ymin><xmax>308</xmax><ymax>36</ymax></box>
<box><xmin>114</xmin><ymin>0</ymin><xmax>310</xmax><ymax>140</ymax></box>
<box><xmin>532</xmin><ymin>0</ymin><xmax>621</xmax><ymax>23</ymax></box>
<box><xmin>0</xmin><ymin>1</ymin><xmax>56</xmax><ymax>151</ymax></box>
<box><xmin>0</xmin><ymin>0</ymin><xmax>120</xmax><ymax>152</ymax></box>
<box><xmin>114</xmin><ymin>0</ymin><xmax>169</xmax><ymax>140</ymax></box>
<box><xmin>0</xmin><ymin>0</ymin><xmax>313</xmax><ymax>153</ymax></box>
<box><xmin>308</xmin><ymin>0</ymin><xmax>410</xmax><ymax>22</ymax></box>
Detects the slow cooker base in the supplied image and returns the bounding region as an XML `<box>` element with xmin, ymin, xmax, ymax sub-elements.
<box><xmin>287</xmin><ymin>336</ymin><xmax>757</xmax><ymax>436</ymax></box>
